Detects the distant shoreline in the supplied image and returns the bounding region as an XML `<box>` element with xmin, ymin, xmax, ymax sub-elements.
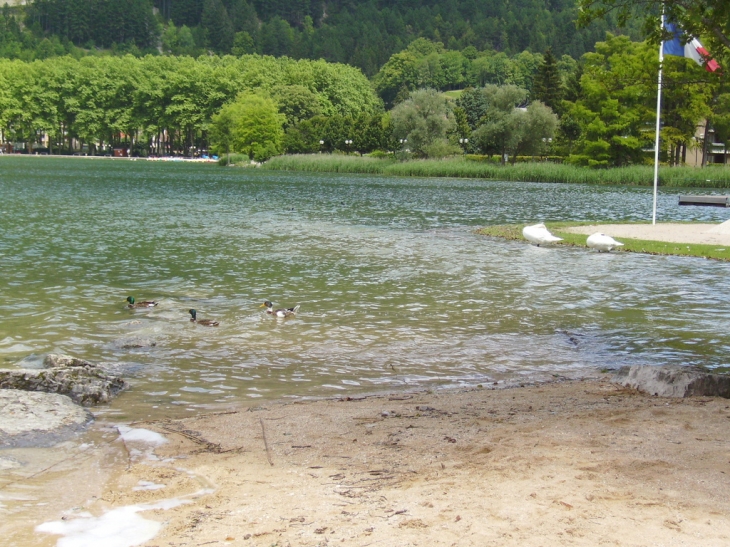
<box><xmin>6</xmin><ymin>153</ymin><xmax>730</xmax><ymax>189</ymax></box>
<box><xmin>0</xmin><ymin>154</ymin><xmax>217</xmax><ymax>163</ymax></box>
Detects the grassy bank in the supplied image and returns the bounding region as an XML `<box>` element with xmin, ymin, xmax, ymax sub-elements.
<box><xmin>478</xmin><ymin>222</ymin><xmax>730</xmax><ymax>261</ymax></box>
<box><xmin>263</xmin><ymin>154</ymin><xmax>730</xmax><ymax>188</ymax></box>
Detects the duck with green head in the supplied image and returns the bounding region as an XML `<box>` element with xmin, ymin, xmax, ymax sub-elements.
<box><xmin>189</xmin><ymin>309</ymin><xmax>219</xmax><ymax>327</ymax></box>
<box><xmin>126</xmin><ymin>296</ymin><xmax>158</xmax><ymax>308</ymax></box>
<box><xmin>260</xmin><ymin>300</ymin><xmax>300</xmax><ymax>318</ymax></box>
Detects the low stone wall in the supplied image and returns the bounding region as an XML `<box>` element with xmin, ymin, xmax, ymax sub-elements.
<box><xmin>0</xmin><ymin>353</ymin><xmax>127</xmax><ymax>406</ymax></box>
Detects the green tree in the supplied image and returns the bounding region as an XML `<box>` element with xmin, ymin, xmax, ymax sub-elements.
<box><xmin>577</xmin><ymin>0</ymin><xmax>730</xmax><ymax>54</ymax></box>
<box><xmin>162</xmin><ymin>23</ymin><xmax>199</xmax><ymax>56</ymax></box>
<box><xmin>471</xmin><ymin>84</ymin><xmax>529</xmax><ymax>162</ymax></box>
<box><xmin>532</xmin><ymin>48</ymin><xmax>563</xmax><ymax>114</ymax></box>
<box><xmin>209</xmin><ymin>101</ymin><xmax>236</xmax><ymax>162</ymax></box>
<box><xmin>467</xmin><ymin>52</ymin><xmax>513</xmax><ymax>87</ymax></box>
<box><xmin>390</xmin><ymin>88</ymin><xmax>458</xmax><ymax>158</ymax></box>
<box><xmin>271</xmin><ymin>84</ymin><xmax>322</xmax><ymax>128</ymax></box>
<box><xmin>373</xmin><ymin>49</ymin><xmax>420</xmax><ymax>107</ymax></box>
<box><xmin>566</xmin><ymin>34</ymin><xmax>713</xmax><ymax>167</ymax></box>
<box><xmin>511</xmin><ymin>101</ymin><xmax>559</xmax><ymax>158</ymax></box>
<box><xmin>210</xmin><ymin>92</ymin><xmax>284</xmax><ymax>161</ymax></box>
<box><xmin>353</xmin><ymin>112</ymin><xmax>393</xmax><ymax>153</ymax></box>
<box><xmin>231</xmin><ymin>31</ymin><xmax>254</xmax><ymax>56</ymax></box>
<box><xmin>202</xmin><ymin>0</ymin><xmax>234</xmax><ymax>52</ymax></box>
<box><xmin>456</xmin><ymin>86</ymin><xmax>492</xmax><ymax>129</ymax></box>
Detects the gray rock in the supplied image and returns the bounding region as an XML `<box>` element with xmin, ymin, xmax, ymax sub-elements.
<box><xmin>0</xmin><ymin>353</ymin><xmax>127</xmax><ymax>406</ymax></box>
<box><xmin>0</xmin><ymin>389</ymin><xmax>92</xmax><ymax>447</ymax></box>
<box><xmin>43</xmin><ymin>354</ymin><xmax>96</xmax><ymax>368</ymax></box>
<box><xmin>111</xmin><ymin>337</ymin><xmax>157</xmax><ymax>349</ymax></box>
<box><xmin>613</xmin><ymin>365</ymin><xmax>730</xmax><ymax>398</ymax></box>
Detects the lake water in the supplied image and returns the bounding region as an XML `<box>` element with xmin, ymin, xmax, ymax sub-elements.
<box><xmin>2</xmin><ymin>156</ymin><xmax>730</xmax><ymax>421</ymax></box>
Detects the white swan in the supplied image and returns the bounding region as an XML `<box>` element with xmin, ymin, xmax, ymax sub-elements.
<box><xmin>586</xmin><ymin>232</ymin><xmax>624</xmax><ymax>252</ymax></box>
<box><xmin>522</xmin><ymin>223</ymin><xmax>563</xmax><ymax>246</ymax></box>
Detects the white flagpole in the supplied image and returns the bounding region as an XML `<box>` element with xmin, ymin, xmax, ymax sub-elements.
<box><xmin>652</xmin><ymin>14</ymin><xmax>665</xmax><ymax>225</ymax></box>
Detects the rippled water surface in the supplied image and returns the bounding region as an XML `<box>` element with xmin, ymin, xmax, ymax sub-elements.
<box><xmin>2</xmin><ymin>157</ymin><xmax>729</xmax><ymax>419</ymax></box>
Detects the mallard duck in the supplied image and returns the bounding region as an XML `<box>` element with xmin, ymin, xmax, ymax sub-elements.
<box><xmin>189</xmin><ymin>309</ymin><xmax>219</xmax><ymax>327</ymax></box>
<box><xmin>587</xmin><ymin>232</ymin><xmax>624</xmax><ymax>252</ymax></box>
<box><xmin>522</xmin><ymin>223</ymin><xmax>563</xmax><ymax>246</ymax></box>
<box><xmin>260</xmin><ymin>301</ymin><xmax>300</xmax><ymax>318</ymax></box>
<box><xmin>126</xmin><ymin>296</ymin><xmax>158</xmax><ymax>308</ymax></box>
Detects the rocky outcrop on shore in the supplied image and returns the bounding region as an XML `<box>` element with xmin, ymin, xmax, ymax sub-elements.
<box><xmin>0</xmin><ymin>353</ymin><xmax>127</xmax><ymax>446</ymax></box>
<box><xmin>0</xmin><ymin>389</ymin><xmax>92</xmax><ymax>447</ymax></box>
<box><xmin>613</xmin><ymin>365</ymin><xmax>730</xmax><ymax>398</ymax></box>
<box><xmin>0</xmin><ymin>353</ymin><xmax>128</xmax><ymax>406</ymax></box>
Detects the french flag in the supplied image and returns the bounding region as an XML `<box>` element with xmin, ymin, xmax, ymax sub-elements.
<box><xmin>664</xmin><ymin>22</ymin><xmax>721</xmax><ymax>73</ymax></box>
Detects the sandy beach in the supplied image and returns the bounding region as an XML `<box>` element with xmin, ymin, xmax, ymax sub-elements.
<box><xmin>18</xmin><ymin>376</ymin><xmax>726</xmax><ymax>547</ymax></box>
<box><xmin>564</xmin><ymin>221</ymin><xmax>730</xmax><ymax>246</ymax></box>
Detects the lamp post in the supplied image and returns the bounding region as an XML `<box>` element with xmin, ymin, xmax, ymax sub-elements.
<box><xmin>319</xmin><ymin>140</ymin><xmax>324</xmax><ymax>154</ymax></box>
<box><xmin>541</xmin><ymin>137</ymin><xmax>552</xmax><ymax>161</ymax></box>
<box><xmin>344</xmin><ymin>139</ymin><xmax>353</xmax><ymax>154</ymax></box>
<box><xmin>459</xmin><ymin>137</ymin><xmax>469</xmax><ymax>156</ymax></box>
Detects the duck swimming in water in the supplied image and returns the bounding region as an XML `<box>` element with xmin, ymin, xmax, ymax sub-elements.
<box><xmin>260</xmin><ymin>301</ymin><xmax>300</xmax><ymax>318</ymax></box>
<box><xmin>586</xmin><ymin>232</ymin><xmax>624</xmax><ymax>252</ymax></box>
<box><xmin>189</xmin><ymin>309</ymin><xmax>219</xmax><ymax>326</ymax></box>
<box><xmin>127</xmin><ymin>296</ymin><xmax>158</xmax><ymax>308</ymax></box>
<box><xmin>522</xmin><ymin>223</ymin><xmax>563</xmax><ymax>246</ymax></box>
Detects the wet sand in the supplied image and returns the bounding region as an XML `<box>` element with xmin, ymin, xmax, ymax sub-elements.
<box><xmin>25</xmin><ymin>376</ymin><xmax>727</xmax><ymax>547</ymax></box>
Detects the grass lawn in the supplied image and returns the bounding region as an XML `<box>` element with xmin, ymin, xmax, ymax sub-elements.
<box><xmin>442</xmin><ymin>90</ymin><xmax>464</xmax><ymax>100</ymax></box>
<box><xmin>477</xmin><ymin>222</ymin><xmax>730</xmax><ymax>261</ymax></box>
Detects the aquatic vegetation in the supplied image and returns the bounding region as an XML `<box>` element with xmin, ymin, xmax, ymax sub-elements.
<box><xmin>264</xmin><ymin>155</ymin><xmax>730</xmax><ymax>188</ymax></box>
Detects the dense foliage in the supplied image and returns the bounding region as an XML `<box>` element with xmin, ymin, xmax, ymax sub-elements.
<box><xmin>390</xmin><ymin>89</ymin><xmax>458</xmax><ymax>158</ymax></box>
<box><xmin>210</xmin><ymin>93</ymin><xmax>285</xmax><ymax>161</ymax></box>
<box><xmin>0</xmin><ymin>1</ymin><xmax>641</xmax><ymax>76</ymax></box>
<box><xmin>0</xmin><ymin>54</ymin><xmax>380</xmax><ymax>155</ymax></box>
<box><xmin>456</xmin><ymin>85</ymin><xmax>558</xmax><ymax>162</ymax></box>
<box><xmin>372</xmin><ymin>38</ymin><xmax>573</xmax><ymax>106</ymax></box>
<box><xmin>563</xmin><ymin>34</ymin><xmax>718</xmax><ymax>167</ymax></box>
<box><xmin>577</xmin><ymin>0</ymin><xmax>730</xmax><ymax>55</ymax></box>
<box><xmin>27</xmin><ymin>0</ymin><xmax>159</xmax><ymax>49</ymax></box>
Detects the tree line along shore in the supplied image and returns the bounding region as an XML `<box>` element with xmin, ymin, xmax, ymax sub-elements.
<box><xmin>1</xmin><ymin>3</ymin><xmax>729</xmax><ymax>171</ymax></box>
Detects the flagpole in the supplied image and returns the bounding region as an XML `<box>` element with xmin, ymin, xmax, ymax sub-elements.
<box><xmin>652</xmin><ymin>14</ymin><xmax>665</xmax><ymax>225</ymax></box>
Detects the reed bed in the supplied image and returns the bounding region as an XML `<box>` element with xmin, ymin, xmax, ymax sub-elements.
<box><xmin>262</xmin><ymin>154</ymin><xmax>730</xmax><ymax>188</ymax></box>
<box><xmin>218</xmin><ymin>153</ymin><xmax>249</xmax><ymax>166</ymax></box>
<box><xmin>263</xmin><ymin>154</ymin><xmax>392</xmax><ymax>174</ymax></box>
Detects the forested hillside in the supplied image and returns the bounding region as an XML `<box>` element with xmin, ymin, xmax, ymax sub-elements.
<box><xmin>5</xmin><ymin>0</ymin><xmax>641</xmax><ymax>75</ymax></box>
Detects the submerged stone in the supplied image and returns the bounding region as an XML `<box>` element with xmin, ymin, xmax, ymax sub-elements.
<box><xmin>613</xmin><ymin>365</ymin><xmax>730</xmax><ymax>398</ymax></box>
<box><xmin>0</xmin><ymin>353</ymin><xmax>128</xmax><ymax>406</ymax></box>
<box><xmin>0</xmin><ymin>389</ymin><xmax>92</xmax><ymax>447</ymax></box>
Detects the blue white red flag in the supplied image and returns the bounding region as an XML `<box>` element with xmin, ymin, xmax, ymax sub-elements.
<box><xmin>664</xmin><ymin>22</ymin><xmax>721</xmax><ymax>73</ymax></box>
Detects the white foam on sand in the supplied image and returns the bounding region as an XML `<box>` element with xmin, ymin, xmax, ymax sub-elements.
<box><xmin>132</xmin><ymin>480</ymin><xmax>166</xmax><ymax>492</ymax></box>
<box><xmin>116</xmin><ymin>426</ymin><xmax>168</xmax><ymax>446</ymax></box>
<box><xmin>36</xmin><ymin>498</ymin><xmax>189</xmax><ymax>547</ymax></box>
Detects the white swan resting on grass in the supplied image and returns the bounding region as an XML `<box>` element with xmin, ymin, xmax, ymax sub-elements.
<box><xmin>522</xmin><ymin>223</ymin><xmax>563</xmax><ymax>246</ymax></box>
<box><xmin>586</xmin><ymin>232</ymin><xmax>624</xmax><ymax>252</ymax></box>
